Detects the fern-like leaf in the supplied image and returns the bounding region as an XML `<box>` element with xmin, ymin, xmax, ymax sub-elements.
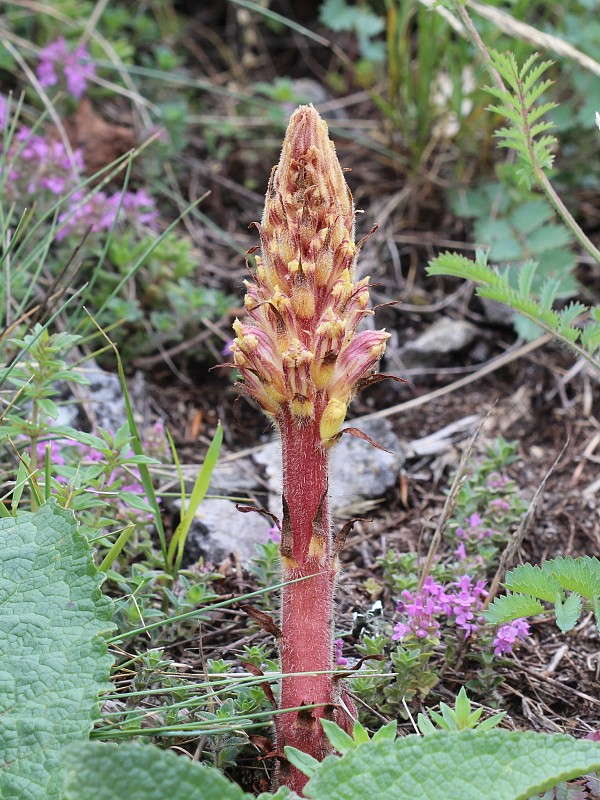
<box><xmin>426</xmin><ymin>251</ymin><xmax>600</xmax><ymax>371</ymax></box>
<box><xmin>486</xmin><ymin>51</ymin><xmax>557</xmax><ymax>185</ymax></box>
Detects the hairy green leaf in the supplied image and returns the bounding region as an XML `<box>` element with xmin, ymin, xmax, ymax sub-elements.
<box><xmin>0</xmin><ymin>501</ymin><xmax>114</xmax><ymax>800</ymax></box>
<box><xmin>303</xmin><ymin>731</ymin><xmax>600</xmax><ymax>800</ymax></box>
<box><xmin>62</xmin><ymin>742</ymin><xmax>249</xmax><ymax>800</ymax></box>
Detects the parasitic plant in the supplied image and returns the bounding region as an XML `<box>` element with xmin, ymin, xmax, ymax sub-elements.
<box><xmin>231</xmin><ymin>105</ymin><xmax>389</xmax><ymax>793</ymax></box>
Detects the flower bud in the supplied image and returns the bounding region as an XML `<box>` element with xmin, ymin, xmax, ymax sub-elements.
<box><xmin>232</xmin><ymin>105</ymin><xmax>388</xmax><ymax>436</ymax></box>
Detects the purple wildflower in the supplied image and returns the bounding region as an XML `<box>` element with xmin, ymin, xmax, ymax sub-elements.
<box><xmin>455</xmin><ymin>541</ymin><xmax>467</xmax><ymax>561</ymax></box>
<box><xmin>493</xmin><ymin>618</ymin><xmax>530</xmax><ymax>656</ymax></box>
<box><xmin>37</xmin><ymin>38</ymin><xmax>96</xmax><ymax>99</ymax></box>
<box><xmin>446</xmin><ymin>575</ymin><xmax>487</xmax><ymax>636</ymax></box>
<box><xmin>392</xmin><ymin>577</ymin><xmax>451</xmax><ymax>641</ymax></box>
<box><xmin>267</xmin><ymin>524</ymin><xmax>281</xmax><ymax>544</ymax></box>
<box><xmin>334</xmin><ymin>638</ymin><xmax>348</xmax><ymax>667</ymax></box>
<box><xmin>488</xmin><ymin>473</ymin><xmax>510</xmax><ymax>490</ymax></box>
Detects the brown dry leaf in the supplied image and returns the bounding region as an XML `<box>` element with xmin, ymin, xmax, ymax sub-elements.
<box><xmin>64</xmin><ymin>99</ymin><xmax>135</xmax><ymax>176</ymax></box>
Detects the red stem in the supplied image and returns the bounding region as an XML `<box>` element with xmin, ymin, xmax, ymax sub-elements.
<box><xmin>275</xmin><ymin>407</ymin><xmax>339</xmax><ymax>794</ymax></box>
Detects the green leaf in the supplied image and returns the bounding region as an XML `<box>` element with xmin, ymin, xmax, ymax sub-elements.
<box><xmin>167</xmin><ymin>421</ymin><xmax>223</xmax><ymax>575</ymax></box>
<box><xmin>372</xmin><ymin>720</ymin><xmax>397</xmax><ymax>743</ymax></box>
<box><xmin>321</xmin><ymin>719</ymin><xmax>356</xmax><ymax>754</ymax></box>
<box><xmin>303</xmin><ymin>731</ymin><xmax>600</xmax><ymax>800</ymax></box>
<box><xmin>0</xmin><ymin>501</ymin><xmax>114</xmax><ymax>800</ymax></box>
<box><xmin>547</xmin><ymin>556</ymin><xmax>600</xmax><ymax>599</ymax></box>
<box><xmin>62</xmin><ymin>742</ymin><xmax>249</xmax><ymax>800</ymax></box>
<box><xmin>504</xmin><ymin>563</ymin><xmax>562</xmax><ymax>603</ymax></box>
<box><xmin>485</xmin><ymin>593</ymin><xmax>545</xmax><ymax>624</ymax></box>
<box><xmin>284</xmin><ymin>746</ymin><xmax>320</xmax><ymax>779</ymax></box>
<box><xmin>351</xmin><ymin>721</ymin><xmax>371</xmax><ymax>746</ymax></box>
<box><xmin>257</xmin><ymin>789</ymin><xmax>301</xmax><ymax>800</ymax></box>
<box><xmin>554</xmin><ymin>592</ymin><xmax>582</xmax><ymax>633</ymax></box>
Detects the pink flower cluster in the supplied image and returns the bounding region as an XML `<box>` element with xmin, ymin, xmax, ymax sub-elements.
<box><xmin>4</xmin><ymin>126</ymin><xmax>84</xmax><ymax>200</ymax></box>
<box><xmin>37</xmin><ymin>37</ymin><xmax>96</xmax><ymax>99</ymax></box>
<box><xmin>57</xmin><ymin>187</ymin><xmax>158</xmax><ymax>240</ymax></box>
<box><xmin>455</xmin><ymin>512</ymin><xmax>494</xmax><ymax>561</ymax></box>
<box><xmin>392</xmin><ymin>575</ymin><xmax>487</xmax><ymax>640</ymax></box>
<box><xmin>493</xmin><ymin>619</ymin><xmax>530</xmax><ymax>656</ymax></box>
<box><xmin>392</xmin><ymin>575</ymin><xmax>530</xmax><ymax>656</ymax></box>
<box><xmin>0</xmin><ymin>103</ymin><xmax>157</xmax><ymax>239</ymax></box>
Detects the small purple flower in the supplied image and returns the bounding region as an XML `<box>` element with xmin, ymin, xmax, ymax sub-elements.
<box><xmin>267</xmin><ymin>524</ymin><xmax>281</xmax><ymax>543</ymax></box>
<box><xmin>334</xmin><ymin>638</ymin><xmax>348</xmax><ymax>666</ymax></box>
<box><xmin>37</xmin><ymin>38</ymin><xmax>96</xmax><ymax>99</ymax></box>
<box><xmin>488</xmin><ymin>473</ymin><xmax>510</xmax><ymax>490</ymax></box>
<box><xmin>446</xmin><ymin>576</ymin><xmax>487</xmax><ymax>636</ymax></box>
<box><xmin>493</xmin><ymin>618</ymin><xmax>530</xmax><ymax>655</ymax></box>
<box><xmin>455</xmin><ymin>541</ymin><xmax>467</xmax><ymax>561</ymax></box>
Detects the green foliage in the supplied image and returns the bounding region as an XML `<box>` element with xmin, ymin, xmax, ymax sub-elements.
<box><xmin>447</xmin><ymin>435</ymin><xmax>527</xmax><ymax>564</ymax></box>
<box><xmin>61</xmin><ymin>741</ymin><xmax>249</xmax><ymax>800</ymax></box>
<box><xmin>0</xmin><ymin>501</ymin><xmax>114</xmax><ymax>800</ymax></box>
<box><xmin>318</xmin><ymin>0</ymin><xmax>385</xmax><ymax>62</ymax></box>
<box><xmin>417</xmin><ymin>687</ymin><xmax>506</xmax><ymax>735</ymax></box>
<box><xmin>298</xmin><ymin>731</ymin><xmax>600</xmax><ymax>800</ymax></box>
<box><xmin>100</xmin><ymin>230</ymin><xmax>235</xmax><ymax>360</ymax></box>
<box><xmin>485</xmin><ymin>556</ymin><xmax>600</xmax><ymax>632</ymax></box>
<box><xmin>57</xmin><ymin>731</ymin><xmax>600</xmax><ymax>800</ymax></box>
<box><xmin>167</xmin><ymin>421</ymin><xmax>223</xmax><ymax>578</ymax></box>
<box><xmin>449</xmin><ymin>183</ymin><xmax>578</xmax><ymax>324</ymax></box>
<box><xmin>485</xmin><ymin>52</ymin><xmax>558</xmax><ymax>185</ymax></box>
<box><xmin>427</xmin><ymin>250</ymin><xmax>600</xmax><ymax>369</ymax></box>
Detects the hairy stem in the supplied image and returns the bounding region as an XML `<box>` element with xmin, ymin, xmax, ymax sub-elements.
<box><xmin>275</xmin><ymin>407</ymin><xmax>337</xmax><ymax>793</ymax></box>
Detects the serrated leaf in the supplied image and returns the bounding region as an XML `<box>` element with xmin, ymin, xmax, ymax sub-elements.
<box><xmin>484</xmin><ymin>593</ymin><xmax>545</xmax><ymax>624</ymax></box>
<box><xmin>0</xmin><ymin>501</ymin><xmax>114</xmax><ymax>800</ymax></box>
<box><xmin>554</xmin><ymin>592</ymin><xmax>582</xmax><ymax>633</ymax></box>
<box><xmin>303</xmin><ymin>731</ymin><xmax>600</xmax><ymax>800</ymax></box>
<box><xmin>547</xmin><ymin>556</ymin><xmax>600</xmax><ymax>599</ymax></box>
<box><xmin>62</xmin><ymin>742</ymin><xmax>249</xmax><ymax>800</ymax></box>
<box><xmin>504</xmin><ymin>563</ymin><xmax>562</xmax><ymax>603</ymax></box>
<box><xmin>527</xmin><ymin>225</ymin><xmax>572</xmax><ymax>255</ymax></box>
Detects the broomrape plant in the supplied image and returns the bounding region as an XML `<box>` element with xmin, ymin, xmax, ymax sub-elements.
<box><xmin>230</xmin><ymin>105</ymin><xmax>389</xmax><ymax>792</ymax></box>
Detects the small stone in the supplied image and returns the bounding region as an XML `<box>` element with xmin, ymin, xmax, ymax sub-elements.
<box><xmin>399</xmin><ymin>317</ymin><xmax>477</xmax><ymax>367</ymax></box>
<box><xmin>253</xmin><ymin>417</ymin><xmax>404</xmax><ymax>515</ymax></box>
<box><xmin>181</xmin><ymin>498</ymin><xmax>271</xmax><ymax>566</ymax></box>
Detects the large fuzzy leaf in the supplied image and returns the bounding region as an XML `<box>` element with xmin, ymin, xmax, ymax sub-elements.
<box><xmin>302</xmin><ymin>731</ymin><xmax>600</xmax><ymax>800</ymax></box>
<box><xmin>0</xmin><ymin>501</ymin><xmax>114</xmax><ymax>800</ymax></box>
<box><xmin>62</xmin><ymin>742</ymin><xmax>250</xmax><ymax>800</ymax></box>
